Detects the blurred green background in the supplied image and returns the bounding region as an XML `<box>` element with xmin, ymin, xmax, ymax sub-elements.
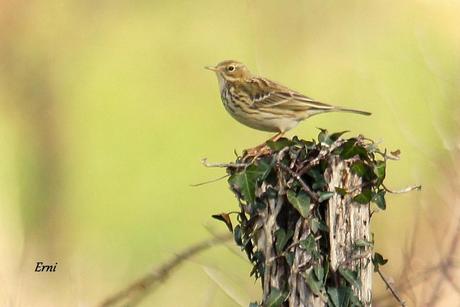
<box><xmin>0</xmin><ymin>1</ymin><xmax>459</xmax><ymax>306</ymax></box>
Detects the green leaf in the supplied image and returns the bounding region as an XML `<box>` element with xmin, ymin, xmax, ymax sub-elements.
<box><xmin>350</xmin><ymin>161</ymin><xmax>368</xmax><ymax>177</ymax></box>
<box><xmin>275</xmin><ymin>228</ymin><xmax>293</xmax><ymax>254</ymax></box>
<box><xmin>339</xmin><ymin>139</ymin><xmax>357</xmax><ymax>159</ymax></box>
<box><xmin>327</xmin><ymin>287</ymin><xmax>351</xmax><ymax>307</ymax></box>
<box><xmin>304</xmin><ymin>270</ymin><xmax>323</xmax><ymax>295</ymax></box>
<box><xmin>353</xmin><ymin>189</ymin><xmax>372</xmax><ymax>204</ymax></box>
<box><xmin>329</xmin><ymin>130</ymin><xmax>349</xmax><ymax>141</ymax></box>
<box><xmin>317</xmin><ymin>128</ymin><xmax>329</xmax><ymax>144</ymax></box>
<box><xmin>285</xmin><ymin>252</ymin><xmax>294</xmax><ymax>266</ymax></box>
<box><xmin>228</xmin><ymin>161</ymin><xmax>272</xmax><ymax>204</ymax></box>
<box><xmin>319</xmin><ymin>191</ymin><xmax>334</xmax><ymax>202</ymax></box>
<box><xmin>233</xmin><ymin>225</ymin><xmax>242</xmax><ymax>246</ymax></box>
<box><xmin>340</xmin><ymin>139</ymin><xmax>367</xmax><ymax>160</ymax></box>
<box><xmin>372</xmin><ymin>189</ymin><xmax>386</xmax><ymax>210</ymax></box>
<box><xmin>310</xmin><ymin>217</ymin><xmax>329</xmax><ymax>234</ymax></box>
<box><xmin>265</xmin><ymin>288</ymin><xmax>287</xmax><ymax>307</ymax></box>
<box><xmin>338</xmin><ymin>267</ymin><xmax>361</xmax><ymax>288</ymax></box>
<box><xmin>304</xmin><ymin>270</ymin><xmax>323</xmax><ymax>296</ymax></box>
<box><xmin>318</xmin><ymin>129</ymin><xmax>348</xmax><ymax>145</ymax></box>
<box><xmin>287</xmin><ymin>190</ymin><xmax>311</xmax><ymax>218</ymax></box>
<box><xmin>373</xmin><ymin>160</ymin><xmax>386</xmax><ymax>182</ymax></box>
<box><xmin>299</xmin><ymin>234</ymin><xmax>319</xmax><ymax>258</ymax></box>
<box><xmin>250</xmin><ymin>159</ymin><xmax>274</xmax><ymax>181</ymax></box>
<box><xmin>314</xmin><ymin>264</ymin><xmax>325</xmax><ymax>283</ymax></box>
<box><xmin>307</xmin><ymin>167</ymin><xmax>326</xmax><ymax>190</ymax></box>
<box><xmin>249</xmin><ymin>303</ymin><xmax>260</xmax><ymax>307</ymax></box>
<box><xmin>266</xmin><ymin>138</ymin><xmax>293</xmax><ymax>151</ymax></box>
<box><xmin>373</xmin><ymin>252</ymin><xmax>388</xmax><ymax>271</ymax></box>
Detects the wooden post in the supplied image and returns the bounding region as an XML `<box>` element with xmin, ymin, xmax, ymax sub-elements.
<box><xmin>224</xmin><ymin>132</ymin><xmax>382</xmax><ymax>307</ymax></box>
<box><xmin>325</xmin><ymin>156</ymin><xmax>372</xmax><ymax>305</ymax></box>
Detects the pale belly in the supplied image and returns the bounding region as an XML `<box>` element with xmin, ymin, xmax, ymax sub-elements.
<box><xmin>221</xmin><ymin>95</ymin><xmax>300</xmax><ymax>132</ymax></box>
<box><xmin>230</xmin><ymin>111</ymin><xmax>300</xmax><ymax>132</ymax></box>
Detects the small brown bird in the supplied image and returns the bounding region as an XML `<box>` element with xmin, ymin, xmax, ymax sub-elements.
<box><xmin>206</xmin><ymin>60</ymin><xmax>371</xmax><ymax>154</ymax></box>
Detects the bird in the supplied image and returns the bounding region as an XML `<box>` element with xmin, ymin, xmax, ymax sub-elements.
<box><xmin>205</xmin><ymin>60</ymin><xmax>371</xmax><ymax>155</ymax></box>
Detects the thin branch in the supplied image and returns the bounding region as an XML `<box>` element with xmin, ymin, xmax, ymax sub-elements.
<box><xmin>376</xmin><ymin>267</ymin><xmax>406</xmax><ymax>307</ymax></box>
<box><xmin>382</xmin><ymin>183</ymin><xmax>421</xmax><ymax>194</ymax></box>
<box><xmin>98</xmin><ymin>233</ymin><xmax>232</xmax><ymax>307</ymax></box>
<box><xmin>201</xmin><ymin>158</ymin><xmax>248</xmax><ymax>168</ymax></box>
<box><xmin>298</xmin><ymin>139</ymin><xmax>345</xmax><ymax>176</ymax></box>
<box><xmin>190</xmin><ymin>174</ymin><xmax>230</xmax><ymax>187</ymax></box>
<box><xmin>276</xmin><ymin>162</ymin><xmax>319</xmax><ymax>203</ymax></box>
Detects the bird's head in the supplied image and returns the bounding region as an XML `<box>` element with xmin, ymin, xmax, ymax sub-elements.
<box><xmin>205</xmin><ymin>60</ymin><xmax>251</xmax><ymax>82</ymax></box>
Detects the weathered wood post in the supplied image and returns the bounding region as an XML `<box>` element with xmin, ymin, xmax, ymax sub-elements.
<box><xmin>215</xmin><ymin>131</ymin><xmax>390</xmax><ymax>307</ymax></box>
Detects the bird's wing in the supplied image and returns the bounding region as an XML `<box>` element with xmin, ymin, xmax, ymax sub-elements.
<box><xmin>246</xmin><ymin>77</ymin><xmax>335</xmax><ymax>112</ymax></box>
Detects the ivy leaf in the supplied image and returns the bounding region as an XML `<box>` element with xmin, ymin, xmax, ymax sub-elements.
<box><xmin>304</xmin><ymin>270</ymin><xmax>323</xmax><ymax>296</ymax></box>
<box><xmin>310</xmin><ymin>217</ymin><xmax>329</xmax><ymax>234</ymax></box>
<box><xmin>350</xmin><ymin>161</ymin><xmax>368</xmax><ymax>177</ymax></box>
<box><xmin>338</xmin><ymin>267</ymin><xmax>361</xmax><ymax>288</ymax></box>
<box><xmin>319</xmin><ymin>191</ymin><xmax>334</xmax><ymax>202</ymax></box>
<box><xmin>339</xmin><ymin>139</ymin><xmax>357</xmax><ymax>159</ymax></box>
<box><xmin>265</xmin><ymin>288</ymin><xmax>287</xmax><ymax>307</ymax></box>
<box><xmin>287</xmin><ymin>190</ymin><xmax>310</xmax><ymax>218</ymax></box>
<box><xmin>372</xmin><ymin>189</ymin><xmax>386</xmax><ymax>210</ymax></box>
<box><xmin>373</xmin><ymin>160</ymin><xmax>386</xmax><ymax>184</ymax></box>
<box><xmin>340</xmin><ymin>139</ymin><xmax>367</xmax><ymax>160</ymax></box>
<box><xmin>275</xmin><ymin>228</ymin><xmax>293</xmax><ymax>254</ymax></box>
<box><xmin>285</xmin><ymin>252</ymin><xmax>294</xmax><ymax>266</ymax></box>
<box><xmin>373</xmin><ymin>252</ymin><xmax>388</xmax><ymax>272</ymax></box>
<box><xmin>307</xmin><ymin>167</ymin><xmax>326</xmax><ymax>190</ymax></box>
<box><xmin>211</xmin><ymin>212</ymin><xmax>233</xmax><ymax>232</ymax></box>
<box><xmin>318</xmin><ymin>129</ymin><xmax>348</xmax><ymax>145</ymax></box>
<box><xmin>267</xmin><ymin>138</ymin><xmax>294</xmax><ymax>151</ymax></box>
<box><xmin>314</xmin><ymin>264</ymin><xmax>325</xmax><ymax>283</ymax></box>
<box><xmin>248</xmin><ymin>159</ymin><xmax>273</xmax><ymax>181</ymax></box>
<box><xmin>327</xmin><ymin>287</ymin><xmax>351</xmax><ymax>307</ymax></box>
<box><xmin>228</xmin><ymin>161</ymin><xmax>272</xmax><ymax>204</ymax></box>
<box><xmin>317</xmin><ymin>128</ymin><xmax>329</xmax><ymax>144</ymax></box>
<box><xmin>299</xmin><ymin>234</ymin><xmax>319</xmax><ymax>258</ymax></box>
<box><xmin>329</xmin><ymin>130</ymin><xmax>349</xmax><ymax>141</ymax></box>
<box><xmin>353</xmin><ymin>189</ymin><xmax>372</xmax><ymax>204</ymax></box>
<box><xmin>233</xmin><ymin>225</ymin><xmax>242</xmax><ymax>246</ymax></box>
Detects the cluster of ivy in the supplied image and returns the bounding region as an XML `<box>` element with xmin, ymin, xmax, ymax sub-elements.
<box><xmin>213</xmin><ymin>130</ymin><xmax>392</xmax><ymax>307</ymax></box>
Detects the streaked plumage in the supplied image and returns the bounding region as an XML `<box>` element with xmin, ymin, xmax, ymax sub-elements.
<box><xmin>206</xmin><ymin>60</ymin><xmax>371</xmax><ymax>134</ymax></box>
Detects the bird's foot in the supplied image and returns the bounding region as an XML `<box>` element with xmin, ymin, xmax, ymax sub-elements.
<box><xmin>242</xmin><ymin>143</ymin><xmax>272</xmax><ymax>163</ymax></box>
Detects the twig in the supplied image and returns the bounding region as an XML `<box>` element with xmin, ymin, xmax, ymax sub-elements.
<box><xmin>382</xmin><ymin>184</ymin><xmax>421</xmax><ymax>194</ymax></box>
<box><xmin>190</xmin><ymin>174</ymin><xmax>230</xmax><ymax>187</ymax></box>
<box><xmin>98</xmin><ymin>233</ymin><xmax>232</xmax><ymax>307</ymax></box>
<box><xmin>276</xmin><ymin>162</ymin><xmax>319</xmax><ymax>203</ymax></box>
<box><xmin>376</xmin><ymin>267</ymin><xmax>406</xmax><ymax>307</ymax></box>
<box><xmin>201</xmin><ymin>158</ymin><xmax>248</xmax><ymax>168</ymax></box>
<box><xmin>298</xmin><ymin>139</ymin><xmax>344</xmax><ymax>176</ymax></box>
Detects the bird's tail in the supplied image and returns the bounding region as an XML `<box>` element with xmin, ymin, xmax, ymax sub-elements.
<box><xmin>333</xmin><ymin>107</ymin><xmax>371</xmax><ymax>116</ymax></box>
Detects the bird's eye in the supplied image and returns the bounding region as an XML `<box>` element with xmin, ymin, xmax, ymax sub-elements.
<box><xmin>227</xmin><ymin>65</ymin><xmax>235</xmax><ymax>72</ymax></box>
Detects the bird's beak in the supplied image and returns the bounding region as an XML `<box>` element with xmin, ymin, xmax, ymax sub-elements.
<box><xmin>205</xmin><ymin>66</ymin><xmax>218</xmax><ymax>72</ymax></box>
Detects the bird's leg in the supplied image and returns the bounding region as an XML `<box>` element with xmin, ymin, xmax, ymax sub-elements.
<box><xmin>243</xmin><ymin>132</ymin><xmax>285</xmax><ymax>160</ymax></box>
<box><xmin>269</xmin><ymin>131</ymin><xmax>285</xmax><ymax>142</ymax></box>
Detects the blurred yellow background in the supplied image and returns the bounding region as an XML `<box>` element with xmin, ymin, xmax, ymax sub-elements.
<box><xmin>0</xmin><ymin>1</ymin><xmax>459</xmax><ymax>306</ymax></box>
